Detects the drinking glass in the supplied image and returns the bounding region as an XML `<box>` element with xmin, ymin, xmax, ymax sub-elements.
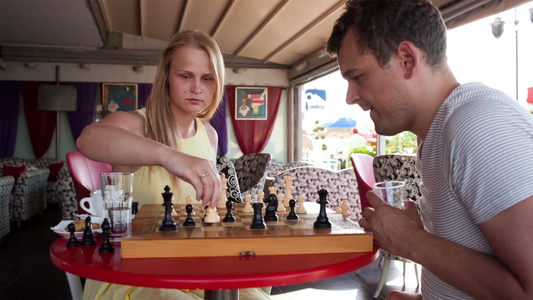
<box><xmin>372</xmin><ymin>181</ymin><xmax>406</xmax><ymax>209</ymax></box>
<box><xmin>100</xmin><ymin>172</ymin><xmax>134</xmax><ymax>242</ymax></box>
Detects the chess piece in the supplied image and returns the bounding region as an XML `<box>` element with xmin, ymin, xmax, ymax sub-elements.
<box><xmin>80</xmin><ymin>216</ymin><xmax>96</xmax><ymax>246</ymax></box>
<box><xmin>159</xmin><ymin>185</ymin><xmax>178</xmax><ymax>232</ymax></box>
<box><xmin>131</xmin><ymin>201</ymin><xmax>139</xmax><ymax>215</ymax></box>
<box><xmin>314</xmin><ymin>189</ymin><xmax>331</xmax><ymax>229</ymax></box>
<box><xmin>257</xmin><ymin>191</ymin><xmax>265</xmax><ymax>204</ymax></box>
<box><xmin>276</xmin><ymin>191</ymin><xmax>286</xmax><ymax>212</ymax></box>
<box><xmin>287</xmin><ymin>199</ymin><xmax>299</xmax><ymax>220</ymax></box>
<box><xmin>217</xmin><ymin>174</ymin><xmax>228</xmax><ymax>209</ymax></box>
<box><xmin>268</xmin><ymin>186</ymin><xmax>277</xmax><ymax>195</ymax></box>
<box><xmin>183</xmin><ymin>204</ymin><xmax>196</xmax><ymax>226</ymax></box>
<box><xmin>296</xmin><ymin>194</ymin><xmax>307</xmax><ymax>214</ymax></box>
<box><xmin>66</xmin><ymin>223</ymin><xmax>80</xmax><ymax>247</ymax></box>
<box><xmin>223</xmin><ymin>200</ymin><xmax>236</xmax><ymax>222</ymax></box>
<box><xmin>250</xmin><ymin>203</ymin><xmax>266</xmax><ymax>229</ymax></box>
<box><xmin>242</xmin><ymin>194</ymin><xmax>253</xmax><ymax>213</ymax></box>
<box><xmin>185</xmin><ymin>196</ymin><xmax>196</xmax><ymax>216</ymax></box>
<box><xmin>283</xmin><ymin>176</ymin><xmax>293</xmax><ymax>208</ymax></box>
<box><xmin>334</xmin><ymin>200</ymin><xmax>350</xmax><ymax>220</ymax></box>
<box><xmin>264</xmin><ymin>193</ymin><xmax>279</xmax><ymax>221</ymax></box>
<box><xmin>99</xmin><ymin>218</ymin><xmax>114</xmax><ymax>253</ymax></box>
<box><xmin>203</xmin><ymin>206</ymin><xmax>220</xmax><ymax>223</ymax></box>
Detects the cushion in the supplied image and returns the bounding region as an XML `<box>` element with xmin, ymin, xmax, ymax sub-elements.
<box><xmin>48</xmin><ymin>162</ymin><xmax>65</xmax><ymax>182</ymax></box>
<box><xmin>216</xmin><ymin>155</ymin><xmax>242</xmax><ymax>203</ymax></box>
<box><xmin>2</xmin><ymin>165</ymin><xmax>26</xmax><ymax>181</ymax></box>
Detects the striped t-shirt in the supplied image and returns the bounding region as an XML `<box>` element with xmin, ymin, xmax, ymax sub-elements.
<box><xmin>417</xmin><ymin>82</ymin><xmax>533</xmax><ymax>299</ymax></box>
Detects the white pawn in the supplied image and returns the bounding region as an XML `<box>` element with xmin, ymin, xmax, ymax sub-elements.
<box><xmin>243</xmin><ymin>194</ymin><xmax>253</xmax><ymax>213</ymax></box>
<box><xmin>203</xmin><ymin>206</ymin><xmax>220</xmax><ymax>223</ymax></box>
<box><xmin>334</xmin><ymin>200</ymin><xmax>350</xmax><ymax>220</ymax></box>
<box><xmin>283</xmin><ymin>176</ymin><xmax>293</xmax><ymax>208</ymax></box>
<box><xmin>217</xmin><ymin>174</ymin><xmax>228</xmax><ymax>209</ymax></box>
<box><xmin>185</xmin><ymin>195</ymin><xmax>195</xmax><ymax>216</ymax></box>
<box><xmin>258</xmin><ymin>191</ymin><xmax>265</xmax><ymax>204</ymax></box>
<box><xmin>296</xmin><ymin>194</ymin><xmax>307</xmax><ymax>214</ymax></box>
<box><xmin>276</xmin><ymin>191</ymin><xmax>286</xmax><ymax>212</ymax></box>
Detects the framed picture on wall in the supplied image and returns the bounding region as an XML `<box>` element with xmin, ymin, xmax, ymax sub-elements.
<box><xmin>102</xmin><ymin>83</ymin><xmax>138</xmax><ymax>117</ymax></box>
<box><xmin>235</xmin><ymin>87</ymin><xmax>268</xmax><ymax>120</ymax></box>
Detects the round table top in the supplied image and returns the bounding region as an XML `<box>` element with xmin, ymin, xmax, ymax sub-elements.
<box><xmin>50</xmin><ymin>237</ymin><xmax>378</xmax><ymax>290</ymax></box>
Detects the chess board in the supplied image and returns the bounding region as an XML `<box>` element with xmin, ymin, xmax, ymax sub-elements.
<box><xmin>121</xmin><ymin>202</ymin><xmax>373</xmax><ymax>258</ymax></box>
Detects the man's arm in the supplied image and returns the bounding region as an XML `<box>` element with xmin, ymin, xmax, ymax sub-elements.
<box><xmin>362</xmin><ymin>194</ymin><xmax>533</xmax><ymax>299</ymax></box>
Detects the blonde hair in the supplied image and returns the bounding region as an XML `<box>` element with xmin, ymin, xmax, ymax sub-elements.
<box><xmin>145</xmin><ymin>30</ymin><xmax>225</xmax><ymax>149</ymax></box>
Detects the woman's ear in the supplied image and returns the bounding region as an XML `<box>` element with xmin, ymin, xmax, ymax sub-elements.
<box><xmin>396</xmin><ymin>41</ymin><xmax>419</xmax><ymax>79</ymax></box>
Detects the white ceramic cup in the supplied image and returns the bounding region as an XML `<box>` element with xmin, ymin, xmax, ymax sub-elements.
<box><xmin>372</xmin><ymin>181</ymin><xmax>406</xmax><ymax>209</ymax></box>
<box><xmin>100</xmin><ymin>172</ymin><xmax>134</xmax><ymax>241</ymax></box>
<box><xmin>79</xmin><ymin>190</ymin><xmax>104</xmax><ymax>217</ymax></box>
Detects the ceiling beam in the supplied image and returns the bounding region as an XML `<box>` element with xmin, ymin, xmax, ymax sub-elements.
<box><xmin>211</xmin><ymin>0</ymin><xmax>235</xmax><ymax>37</ymax></box>
<box><xmin>233</xmin><ymin>0</ymin><xmax>289</xmax><ymax>57</ymax></box>
<box><xmin>87</xmin><ymin>0</ymin><xmax>109</xmax><ymax>46</ymax></box>
<box><xmin>175</xmin><ymin>0</ymin><xmax>189</xmax><ymax>35</ymax></box>
<box><xmin>262</xmin><ymin>0</ymin><xmax>344</xmax><ymax>63</ymax></box>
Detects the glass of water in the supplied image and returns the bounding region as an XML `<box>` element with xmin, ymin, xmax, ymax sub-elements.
<box><xmin>100</xmin><ymin>172</ymin><xmax>134</xmax><ymax>242</ymax></box>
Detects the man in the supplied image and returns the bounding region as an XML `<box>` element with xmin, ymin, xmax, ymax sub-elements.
<box><xmin>327</xmin><ymin>1</ymin><xmax>533</xmax><ymax>299</ymax></box>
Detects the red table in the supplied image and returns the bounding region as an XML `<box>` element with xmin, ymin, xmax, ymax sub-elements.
<box><xmin>50</xmin><ymin>237</ymin><xmax>378</xmax><ymax>299</ymax></box>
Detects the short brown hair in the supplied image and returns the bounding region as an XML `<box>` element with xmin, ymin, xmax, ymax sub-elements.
<box><xmin>327</xmin><ymin>0</ymin><xmax>447</xmax><ymax>68</ymax></box>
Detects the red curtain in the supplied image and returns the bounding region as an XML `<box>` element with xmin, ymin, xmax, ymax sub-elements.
<box><xmin>227</xmin><ymin>86</ymin><xmax>283</xmax><ymax>154</ymax></box>
<box><xmin>22</xmin><ymin>82</ymin><xmax>56</xmax><ymax>158</ymax></box>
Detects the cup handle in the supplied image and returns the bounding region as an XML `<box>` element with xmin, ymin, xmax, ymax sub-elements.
<box><xmin>80</xmin><ymin>197</ymin><xmax>96</xmax><ymax>216</ymax></box>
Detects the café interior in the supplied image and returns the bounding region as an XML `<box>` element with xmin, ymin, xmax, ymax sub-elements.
<box><xmin>1</xmin><ymin>0</ymin><xmax>531</xmax><ymax>299</ymax></box>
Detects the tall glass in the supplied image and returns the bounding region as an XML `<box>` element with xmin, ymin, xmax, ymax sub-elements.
<box><xmin>100</xmin><ymin>172</ymin><xmax>134</xmax><ymax>242</ymax></box>
<box><xmin>372</xmin><ymin>181</ymin><xmax>406</xmax><ymax>209</ymax></box>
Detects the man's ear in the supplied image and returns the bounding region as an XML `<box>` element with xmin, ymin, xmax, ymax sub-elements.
<box><xmin>396</xmin><ymin>41</ymin><xmax>419</xmax><ymax>79</ymax></box>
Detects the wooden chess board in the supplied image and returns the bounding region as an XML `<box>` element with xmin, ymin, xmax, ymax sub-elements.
<box><xmin>121</xmin><ymin>202</ymin><xmax>373</xmax><ymax>258</ymax></box>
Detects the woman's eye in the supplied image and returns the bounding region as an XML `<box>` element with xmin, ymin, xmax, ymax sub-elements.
<box><xmin>203</xmin><ymin>76</ymin><xmax>214</xmax><ymax>81</ymax></box>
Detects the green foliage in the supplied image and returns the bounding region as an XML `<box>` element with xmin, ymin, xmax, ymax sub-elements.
<box><xmin>345</xmin><ymin>146</ymin><xmax>376</xmax><ymax>167</ymax></box>
<box><xmin>386</xmin><ymin>131</ymin><xmax>418</xmax><ymax>154</ymax></box>
<box><xmin>322</xmin><ymin>144</ymin><xmax>327</xmax><ymax>150</ymax></box>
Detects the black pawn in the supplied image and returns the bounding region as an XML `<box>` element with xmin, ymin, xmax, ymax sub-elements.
<box><xmin>314</xmin><ymin>189</ymin><xmax>331</xmax><ymax>229</ymax></box>
<box><xmin>99</xmin><ymin>218</ymin><xmax>114</xmax><ymax>253</ymax></box>
<box><xmin>81</xmin><ymin>216</ymin><xmax>96</xmax><ymax>246</ymax></box>
<box><xmin>287</xmin><ymin>199</ymin><xmax>299</xmax><ymax>220</ymax></box>
<box><xmin>183</xmin><ymin>204</ymin><xmax>196</xmax><ymax>226</ymax></box>
<box><xmin>223</xmin><ymin>200</ymin><xmax>236</xmax><ymax>222</ymax></box>
<box><xmin>159</xmin><ymin>185</ymin><xmax>178</xmax><ymax>232</ymax></box>
<box><xmin>250</xmin><ymin>203</ymin><xmax>266</xmax><ymax>229</ymax></box>
<box><xmin>263</xmin><ymin>194</ymin><xmax>279</xmax><ymax>221</ymax></box>
<box><xmin>66</xmin><ymin>223</ymin><xmax>80</xmax><ymax>247</ymax></box>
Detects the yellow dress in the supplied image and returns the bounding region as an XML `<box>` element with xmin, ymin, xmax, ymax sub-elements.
<box><xmin>82</xmin><ymin>109</ymin><xmax>271</xmax><ymax>300</ymax></box>
<box><xmin>132</xmin><ymin>108</ymin><xmax>214</xmax><ymax>207</ymax></box>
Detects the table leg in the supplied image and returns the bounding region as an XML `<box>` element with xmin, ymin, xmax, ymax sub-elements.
<box><xmin>204</xmin><ymin>289</ymin><xmax>239</xmax><ymax>300</ymax></box>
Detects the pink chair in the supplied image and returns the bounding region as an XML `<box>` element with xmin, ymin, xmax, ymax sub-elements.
<box><xmin>350</xmin><ymin>153</ymin><xmax>375</xmax><ymax>212</ymax></box>
<box><xmin>66</xmin><ymin>151</ymin><xmax>111</xmax><ymax>215</ymax></box>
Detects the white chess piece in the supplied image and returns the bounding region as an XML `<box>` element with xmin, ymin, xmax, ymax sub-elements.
<box><xmin>276</xmin><ymin>191</ymin><xmax>286</xmax><ymax>212</ymax></box>
<box><xmin>258</xmin><ymin>191</ymin><xmax>265</xmax><ymax>205</ymax></box>
<box><xmin>296</xmin><ymin>194</ymin><xmax>307</xmax><ymax>214</ymax></box>
<box><xmin>217</xmin><ymin>174</ymin><xmax>228</xmax><ymax>209</ymax></box>
<box><xmin>283</xmin><ymin>176</ymin><xmax>293</xmax><ymax>208</ymax></box>
<box><xmin>268</xmin><ymin>186</ymin><xmax>277</xmax><ymax>195</ymax></box>
<box><xmin>243</xmin><ymin>194</ymin><xmax>253</xmax><ymax>212</ymax></box>
<box><xmin>334</xmin><ymin>200</ymin><xmax>350</xmax><ymax>220</ymax></box>
<box><xmin>203</xmin><ymin>206</ymin><xmax>220</xmax><ymax>223</ymax></box>
<box><xmin>185</xmin><ymin>195</ymin><xmax>195</xmax><ymax>216</ymax></box>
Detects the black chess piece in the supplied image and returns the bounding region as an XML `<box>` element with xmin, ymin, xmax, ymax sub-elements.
<box><xmin>263</xmin><ymin>193</ymin><xmax>279</xmax><ymax>221</ymax></box>
<box><xmin>287</xmin><ymin>199</ymin><xmax>299</xmax><ymax>220</ymax></box>
<box><xmin>81</xmin><ymin>216</ymin><xmax>96</xmax><ymax>246</ymax></box>
<box><xmin>66</xmin><ymin>223</ymin><xmax>80</xmax><ymax>247</ymax></box>
<box><xmin>250</xmin><ymin>202</ymin><xmax>266</xmax><ymax>229</ymax></box>
<box><xmin>159</xmin><ymin>185</ymin><xmax>178</xmax><ymax>232</ymax></box>
<box><xmin>183</xmin><ymin>204</ymin><xmax>196</xmax><ymax>226</ymax></box>
<box><xmin>223</xmin><ymin>200</ymin><xmax>236</xmax><ymax>222</ymax></box>
<box><xmin>314</xmin><ymin>189</ymin><xmax>331</xmax><ymax>229</ymax></box>
<box><xmin>99</xmin><ymin>218</ymin><xmax>114</xmax><ymax>253</ymax></box>
<box><xmin>131</xmin><ymin>201</ymin><xmax>139</xmax><ymax>215</ymax></box>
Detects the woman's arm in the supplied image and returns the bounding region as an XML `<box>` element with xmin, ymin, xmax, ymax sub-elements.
<box><xmin>77</xmin><ymin>111</ymin><xmax>221</xmax><ymax>206</ymax></box>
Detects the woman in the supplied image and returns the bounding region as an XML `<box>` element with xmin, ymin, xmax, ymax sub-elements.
<box><xmin>78</xmin><ymin>30</ymin><xmax>271</xmax><ymax>299</ymax></box>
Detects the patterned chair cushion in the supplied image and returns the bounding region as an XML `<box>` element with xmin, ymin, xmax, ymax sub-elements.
<box><xmin>373</xmin><ymin>154</ymin><xmax>422</xmax><ymax>202</ymax></box>
<box><xmin>0</xmin><ymin>176</ymin><xmax>15</xmax><ymax>240</ymax></box>
<box><xmin>271</xmin><ymin>166</ymin><xmax>362</xmax><ymax>220</ymax></box>
<box><xmin>233</xmin><ymin>153</ymin><xmax>272</xmax><ymax>197</ymax></box>
<box><xmin>216</xmin><ymin>155</ymin><xmax>242</xmax><ymax>203</ymax></box>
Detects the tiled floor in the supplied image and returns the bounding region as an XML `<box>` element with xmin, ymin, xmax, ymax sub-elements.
<box><xmin>0</xmin><ymin>205</ymin><xmax>420</xmax><ymax>300</ymax></box>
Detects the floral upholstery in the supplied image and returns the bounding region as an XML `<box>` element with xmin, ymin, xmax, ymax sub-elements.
<box><xmin>0</xmin><ymin>176</ymin><xmax>15</xmax><ymax>240</ymax></box>
<box><xmin>232</xmin><ymin>153</ymin><xmax>272</xmax><ymax>200</ymax></box>
<box><xmin>216</xmin><ymin>155</ymin><xmax>242</xmax><ymax>203</ymax></box>
<box><xmin>267</xmin><ymin>159</ymin><xmax>313</xmax><ymax>176</ymax></box>
<box><xmin>271</xmin><ymin>166</ymin><xmax>362</xmax><ymax>220</ymax></box>
<box><xmin>373</xmin><ymin>154</ymin><xmax>422</xmax><ymax>202</ymax></box>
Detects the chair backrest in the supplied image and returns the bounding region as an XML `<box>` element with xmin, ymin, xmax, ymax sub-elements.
<box><xmin>373</xmin><ymin>154</ymin><xmax>422</xmax><ymax>203</ymax></box>
<box><xmin>350</xmin><ymin>153</ymin><xmax>376</xmax><ymax>210</ymax></box>
<box><xmin>66</xmin><ymin>151</ymin><xmax>112</xmax><ymax>215</ymax></box>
